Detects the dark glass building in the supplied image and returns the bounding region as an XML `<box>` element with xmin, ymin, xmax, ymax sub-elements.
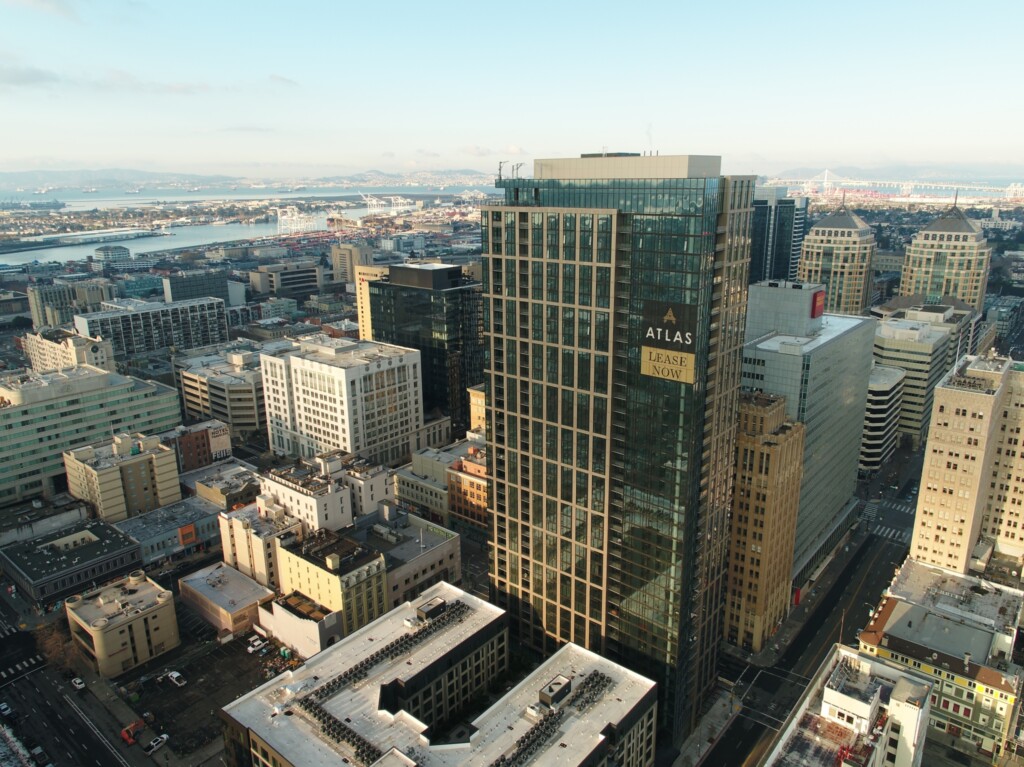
<box><xmin>749</xmin><ymin>188</ymin><xmax>808</xmax><ymax>283</ymax></box>
<box><xmin>482</xmin><ymin>154</ymin><xmax>753</xmax><ymax>744</ymax></box>
<box><xmin>368</xmin><ymin>264</ymin><xmax>483</xmax><ymax>436</ymax></box>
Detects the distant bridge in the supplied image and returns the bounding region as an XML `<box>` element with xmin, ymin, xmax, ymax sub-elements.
<box><xmin>765</xmin><ymin>170</ymin><xmax>1023</xmax><ymax>198</ymax></box>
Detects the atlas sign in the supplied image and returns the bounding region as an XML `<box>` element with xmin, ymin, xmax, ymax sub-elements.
<box><xmin>640</xmin><ymin>302</ymin><xmax>697</xmax><ymax>384</ymax></box>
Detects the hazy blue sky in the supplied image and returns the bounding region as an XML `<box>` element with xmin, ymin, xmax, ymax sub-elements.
<box><xmin>1</xmin><ymin>0</ymin><xmax>1021</xmax><ymax>178</ymax></box>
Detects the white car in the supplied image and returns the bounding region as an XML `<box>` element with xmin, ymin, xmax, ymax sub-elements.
<box><xmin>143</xmin><ymin>734</ymin><xmax>169</xmax><ymax>755</ymax></box>
<box><xmin>71</xmin><ymin>677</ymin><xmax>86</xmax><ymax>691</ymax></box>
<box><xmin>167</xmin><ymin>671</ymin><xmax>186</xmax><ymax>688</ymax></box>
<box><xmin>247</xmin><ymin>638</ymin><xmax>266</xmax><ymax>654</ymax></box>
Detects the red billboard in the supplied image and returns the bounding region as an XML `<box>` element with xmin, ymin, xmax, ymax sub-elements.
<box><xmin>811</xmin><ymin>290</ymin><xmax>825</xmax><ymax>318</ymax></box>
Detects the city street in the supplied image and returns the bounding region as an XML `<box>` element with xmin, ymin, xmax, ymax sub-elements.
<box><xmin>703</xmin><ymin>532</ymin><xmax>909</xmax><ymax>766</ymax></box>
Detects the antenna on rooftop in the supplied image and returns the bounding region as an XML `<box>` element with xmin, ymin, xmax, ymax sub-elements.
<box><xmin>497</xmin><ymin>161</ymin><xmax>508</xmax><ymax>181</ymax></box>
<box><xmin>512</xmin><ymin>162</ymin><xmax>524</xmax><ymax>179</ymax></box>
<box><xmin>953</xmin><ymin>189</ymin><xmax>959</xmax><ymax>207</ymax></box>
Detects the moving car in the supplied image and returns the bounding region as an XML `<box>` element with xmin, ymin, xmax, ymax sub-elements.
<box><xmin>71</xmin><ymin>677</ymin><xmax>86</xmax><ymax>691</ymax></box>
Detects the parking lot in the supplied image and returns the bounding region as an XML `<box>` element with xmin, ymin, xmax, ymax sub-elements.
<box><xmin>114</xmin><ymin>605</ymin><xmax>271</xmax><ymax>756</ymax></box>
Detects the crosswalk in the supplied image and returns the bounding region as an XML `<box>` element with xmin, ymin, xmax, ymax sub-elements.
<box><xmin>0</xmin><ymin>625</ymin><xmax>18</xmax><ymax>640</ymax></box>
<box><xmin>861</xmin><ymin>501</ymin><xmax>879</xmax><ymax>524</ymax></box>
<box><xmin>880</xmin><ymin>499</ymin><xmax>916</xmax><ymax>516</ymax></box>
<box><xmin>0</xmin><ymin>654</ymin><xmax>43</xmax><ymax>679</ymax></box>
<box><xmin>873</xmin><ymin>525</ymin><xmax>911</xmax><ymax>544</ymax></box>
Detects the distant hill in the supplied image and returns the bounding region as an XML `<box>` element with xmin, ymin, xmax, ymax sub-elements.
<box><xmin>774</xmin><ymin>164</ymin><xmax>1024</xmax><ymax>183</ymax></box>
<box><xmin>0</xmin><ymin>168</ymin><xmax>237</xmax><ymax>188</ymax></box>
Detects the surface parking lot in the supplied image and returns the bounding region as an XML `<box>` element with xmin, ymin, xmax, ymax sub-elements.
<box><xmin>117</xmin><ymin>606</ymin><xmax>271</xmax><ymax>755</ymax></box>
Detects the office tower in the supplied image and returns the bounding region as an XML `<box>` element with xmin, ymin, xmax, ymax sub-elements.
<box><xmin>749</xmin><ymin>187</ymin><xmax>808</xmax><ymax>283</ymax></box>
<box><xmin>0</xmin><ymin>366</ymin><xmax>180</xmax><ymax>506</ymax></box>
<box><xmin>92</xmin><ymin>245</ymin><xmax>132</xmax><ymax>271</ymax></box>
<box><xmin>911</xmin><ymin>353</ymin><xmax>1024</xmax><ymax>574</ymax></box>
<box><xmin>899</xmin><ymin>205</ymin><xmax>991</xmax><ymax>312</ymax></box>
<box><xmin>261</xmin><ymin>333</ymin><xmax>450</xmax><ymax>466</ymax></box>
<box><xmin>369</xmin><ymin>264</ymin><xmax>484</xmax><ymax>436</ymax></box>
<box><xmin>873</xmin><ymin>318</ymin><xmax>950</xmax><ymax>448</ymax></box>
<box><xmin>743</xmin><ymin>280</ymin><xmax>874</xmax><ymax>588</ymax></box>
<box><xmin>22</xmin><ymin>328</ymin><xmax>115</xmax><ymax>373</ymax></box>
<box><xmin>73</xmin><ymin>297</ymin><xmax>228</xmax><ymax>358</ymax></box>
<box><xmin>859</xmin><ymin>364</ymin><xmax>905</xmax><ymax>475</ymax></box>
<box><xmin>354</xmin><ymin>264</ymin><xmax>390</xmax><ymax>339</ymax></box>
<box><xmin>725</xmin><ymin>392</ymin><xmax>804</xmax><ymax>653</ymax></box>
<box><xmin>330</xmin><ymin>243</ymin><xmax>373</xmax><ymax>284</ymax></box>
<box><xmin>483</xmin><ymin>154</ymin><xmax>754</xmax><ymax>741</ymax></box>
<box><xmin>27</xmin><ymin>284</ymin><xmax>74</xmax><ymax>328</ymax></box>
<box><xmin>796</xmin><ymin>206</ymin><xmax>875</xmax><ymax>315</ymax></box>
<box><xmin>872</xmin><ymin>298</ymin><xmax>994</xmax><ymax>372</ymax></box>
<box><xmin>162</xmin><ymin>270</ymin><xmax>231</xmax><ymax>304</ymax></box>
<box><xmin>64</xmin><ymin>433</ymin><xmax>182</xmax><ymax>523</ymax></box>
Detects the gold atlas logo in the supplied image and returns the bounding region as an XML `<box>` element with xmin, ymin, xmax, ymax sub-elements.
<box><xmin>662</xmin><ymin>308</ymin><xmax>677</xmax><ymax>324</ymax></box>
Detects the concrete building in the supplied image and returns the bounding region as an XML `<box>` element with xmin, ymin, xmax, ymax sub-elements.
<box><xmin>447</xmin><ymin>437</ymin><xmax>489</xmax><ymax>542</ymax></box>
<box><xmin>353</xmin><ymin>264</ymin><xmax>389</xmax><ymax>339</ymax></box>
<box><xmin>248</xmin><ymin>261</ymin><xmax>326</xmax><ymax>298</ymax></box>
<box><xmin>22</xmin><ymin>328</ymin><xmax>115</xmax><ymax>373</ymax></box>
<box><xmin>185</xmin><ymin>460</ymin><xmax>261</xmax><ymax>510</ymax></box>
<box><xmin>368</xmin><ymin>263</ymin><xmax>484</xmax><ymax>436</ymax></box>
<box><xmin>179</xmin><ymin>562</ymin><xmax>274</xmax><ymax>639</ymax></box>
<box><xmin>92</xmin><ymin>245</ymin><xmax>131</xmax><ymax>270</ymax></box>
<box><xmin>763</xmin><ymin>644</ymin><xmax>930</xmax><ymax>767</ymax></box>
<box><xmin>261</xmin><ymin>333</ymin><xmax>451</xmax><ymax>466</ymax></box>
<box><xmin>725</xmin><ymin>392</ymin><xmax>804</xmax><ymax>653</ymax></box>
<box><xmin>467</xmin><ymin>382</ymin><xmax>486</xmax><ymax>432</ymax></box>
<box><xmin>274</xmin><ymin>528</ymin><xmax>388</xmax><ymax>640</ymax></box>
<box><xmin>797</xmin><ymin>206</ymin><xmax>876</xmax><ymax>315</ymax></box>
<box><xmin>872</xmin><ymin>298</ymin><xmax>993</xmax><ymax>373</ymax></box>
<box><xmin>985</xmin><ymin>296</ymin><xmax>1024</xmax><ymax>343</ymax></box>
<box><xmin>873</xmin><ymin>318</ymin><xmax>950</xmax><ymax>449</ymax></box>
<box><xmin>899</xmin><ymin>206</ymin><xmax>991</xmax><ymax>312</ymax></box>
<box><xmin>911</xmin><ymin>354</ymin><xmax>1024</xmax><ymax>572</ymax></box>
<box><xmin>219</xmin><ymin>503</ymin><xmax>302</xmax><ymax>592</ymax></box>
<box><xmin>484</xmin><ymin>153</ymin><xmax>753</xmax><ymax>741</ymax></box>
<box><xmin>114</xmin><ymin>496</ymin><xmax>221</xmax><ymax>567</ymax></box>
<box><xmin>743</xmin><ymin>281</ymin><xmax>875</xmax><ymax>589</ymax></box>
<box><xmin>859</xmin><ymin>558</ymin><xmax>1023</xmax><ymax>760</ymax></box>
<box><xmin>73</xmin><ymin>297</ymin><xmax>229</xmax><ymax>358</ymax></box>
<box><xmin>393</xmin><ymin>446</ymin><xmax>456</xmax><ymax>524</ymax></box>
<box><xmin>0</xmin><ymin>519</ymin><xmax>142</xmax><ymax>609</ymax></box>
<box><xmin>65</xmin><ymin>569</ymin><xmax>180</xmax><ymax>678</ymax></box>
<box><xmin>329</xmin><ymin>243</ymin><xmax>373</xmax><ymax>284</ymax></box>
<box><xmin>257</xmin><ymin>457</ymin><xmax>355</xmax><ymax>534</ymax></box>
<box><xmin>259</xmin><ymin>296</ymin><xmax>298</xmax><ymax>320</ymax></box>
<box><xmin>860</xmin><ymin>365</ymin><xmax>906</xmax><ymax>475</ymax></box>
<box><xmin>750</xmin><ymin>187</ymin><xmax>808</xmax><ymax>283</ymax></box>
<box><xmin>27</xmin><ymin>279</ymin><xmax>118</xmax><ymax>329</ymax></box>
<box><xmin>156</xmin><ymin>420</ymin><xmax>233</xmax><ymax>473</ymax></box>
<box><xmin>64</xmin><ymin>433</ymin><xmax>181</xmax><ymax>523</ymax></box>
<box><xmin>221</xmin><ymin>583</ymin><xmax>657</xmax><ymax>767</ymax></box>
<box><xmin>0</xmin><ymin>366</ymin><xmax>181</xmax><ymax>507</ymax></box>
<box><xmin>175</xmin><ymin>341</ymin><xmax>286</xmax><ymax>440</ymax></box>
<box><xmin>0</xmin><ymin>493</ymin><xmax>90</xmax><ymax>549</ymax></box>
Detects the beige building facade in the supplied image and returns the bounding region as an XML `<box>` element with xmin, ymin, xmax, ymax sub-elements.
<box><xmin>911</xmin><ymin>354</ymin><xmax>1024</xmax><ymax>573</ymax></box>
<box><xmin>22</xmin><ymin>329</ymin><xmax>115</xmax><ymax>374</ymax></box>
<box><xmin>64</xmin><ymin>433</ymin><xmax>181</xmax><ymax>523</ymax></box>
<box><xmin>353</xmin><ymin>264</ymin><xmax>389</xmax><ymax>340</ymax></box>
<box><xmin>899</xmin><ymin>206</ymin><xmax>991</xmax><ymax>312</ymax></box>
<box><xmin>65</xmin><ymin>570</ymin><xmax>180</xmax><ymax>677</ymax></box>
<box><xmin>725</xmin><ymin>392</ymin><xmax>805</xmax><ymax>653</ymax></box>
<box><xmin>797</xmin><ymin>206</ymin><xmax>875</xmax><ymax>315</ymax></box>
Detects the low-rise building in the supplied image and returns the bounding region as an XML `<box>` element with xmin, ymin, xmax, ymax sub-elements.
<box><xmin>156</xmin><ymin>420</ymin><xmax>232</xmax><ymax>473</ymax></box>
<box><xmin>763</xmin><ymin>644</ymin><xmax>930</xmax><ymax>767</ymax></box>
<box><xmin>0</xmin><ymin>494</ymin><xmax>90</xmax><ymax>548</ymax></box>
<box><xmin>257</xmin><ymin>457</ymin><xmax>354</xmax><ymax>534</ymax></box>
<box><xmin>65</xmin><ymin>569</ymin><xmax>180</xmax><ymax>677</ymax></box>
<box><xmin>0</xmin><ymin>519</ymin><xmax>141</xmax><ymax>609</ymax></box>
<box><xmin>183</xmin><ymin>459</ymin><xmax>261</xmax><ymax>510</ymax></box>
<box><xmin>114</xmin><ymin>496</ymin><xmax>221</xmax><ymax>567</ymax></box>
<box><xmin>393</xmin><ymin>446</ymin><xmax>456</xmax><ymax>525</ymax></box>
<box><xmin>219</xmin><ymin>503</ymin><xmax>302</xmax><ymax>591</ymax></box>
<box><xmin>447</xmin><ymin>437</ymin><xmax>489</xmax><ymax>541</ymax></box>
<box><xmin>859</xmin><ymin>558</ymin><xmax>1024</xmax><ymax>760</ymax></box>
<box><xmin>64</xmin><ymin>433</ymin><xmax>182</xmax><ymax>523</ymax></box>
<box><xmin>221</xmin><ymin>583</ymin><xmax>657</xmax><ymax>767</ymax></box>
<box><xmin>248</xmin><ymin>262</ymin><xmax>326</xmax><ymax>298</ymax></box>
<box><xmin>22</xmin><ymin>328</ymin><xmax>115</xmax><ymax>374</ymax></box>
<box><xmin>179</xmin><ymin>562</ymin><xmax>274</xmax><ymax>639</ymax></box>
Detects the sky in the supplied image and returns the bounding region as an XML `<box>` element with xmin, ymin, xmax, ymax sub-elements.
<box><xmin>1</xmin><ymin>0</ymin><xmax>1022</xmax><ymax>179</ymax></box>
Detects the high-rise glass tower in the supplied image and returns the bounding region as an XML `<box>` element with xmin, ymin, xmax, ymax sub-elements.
<box><xmin>482</xmin><ymin>154</ymin><xmax>753</xmax><ymax>743</ymax></box>
<box><xmin>368</xmin><ymin>264</ymin><xmax>483</xmax><ymax>437</ymax></box>
<box><xmin>749</xmin><ymin>187</ymin><xmax>808</xmax><ymax>283</ymax></box>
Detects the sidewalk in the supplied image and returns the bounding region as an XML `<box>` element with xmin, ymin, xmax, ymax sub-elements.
<box><xmin>673</xmin><ymin>689</ymin><xmax>740</xmax><ymax>767</ymax></box>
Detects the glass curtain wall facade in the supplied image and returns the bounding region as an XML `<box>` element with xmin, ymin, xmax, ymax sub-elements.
<box><xmin>483</xmin><ymin>156</ymin><xmax>752</xmax><ymax>744</ymax></box>
<box><xmin>750</xmin><ymin>195</ymin><xmax>808</xmax><ymax>283</ymax></box>
<box><xmin>368</xmin><ymin>273</ymin><xmax>483</xmax><ymax>437</ymax></box>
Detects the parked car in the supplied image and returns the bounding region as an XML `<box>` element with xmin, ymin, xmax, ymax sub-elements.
<box><xmin>143</xmin><ymin>734</ymin><xmax>169</xmax><ymax>755</ymax></box>
<box><xmin>167</xmin><ymin>671</ymin><xmax>186</xmax><ymax>687</ymax></box>
<box><xmin>71</xmin><ymin>677</ymin><xmax>86</xmax><ymax>691</ymax></box>
<box><xmin>0</xmin><ymin>702</ymin><xmax>12</xmax><ymax>717</ymax></box>
<box><xmin>247</xmin><ymin>638</ymin><xmax>267</xmax><ymax>653</ymax></box>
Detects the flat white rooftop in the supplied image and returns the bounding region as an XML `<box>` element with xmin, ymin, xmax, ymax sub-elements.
<box><xmin>223</xmin><ymin>583</ymin><xmax>655</xmax><ymax>766</ymax></box>
<box><xmin>179</xmin><ymin>562</ymin><xmax>273</xmax><ymax>612</ymax></box>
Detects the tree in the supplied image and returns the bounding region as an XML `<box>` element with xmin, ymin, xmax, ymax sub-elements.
<box><xmin>34</xmin><ymin>622</ymin><xmax>80</xmax><ymax>672</ymax></box>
